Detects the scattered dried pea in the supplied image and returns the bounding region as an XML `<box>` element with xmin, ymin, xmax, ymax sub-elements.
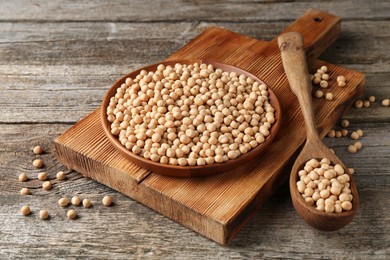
<box><xmin>33</xmin><ymin>146</ymin><xmax>44</xmax><ymax>155</ymax></box>
<box><xmin>20</xmin><ymin>187</ymin><xmax>30</xmax><ymax>195</ymax></box>
<box><xmin>354</xmin><ymin>100</ymin><xmax>363</xmax><ymax>108</ymax></box>
<box><xmin>21</xmin><ymin>205</ymin><xmax>31</xmax><ymax>216</ymax></box>
<box><xmin>325</xmin><ymin>93</ymin><xmax>334</xmax><ymax>101</ymax></box>
<box><xmin>317</xmin><ymin>69</ymin><xmax>325</xmax><ymax>75</ymax></box>
<box><xmin>335</xmin><ymin>131</ymin><xmax>342</xmax><ymax>138</ymax></box>
<box><xmin>102</xmin><ymin>195</ymin><xmax>113</xmax><ymax>206</ymax></box>
<box><xmin>327</xmin><ymin>130</ymin><xmax>336</xmax><ymax>138</ymax></box>
<box><xmin>356</xmin><ymin>129</ymin><xmax>364</xmax><ymax>137</ymax></box>
<box><xmin>320</xmin><ymin>80</ymin><xmax>328</xmax><ymax>88</ymax></box>
<box><xmin>82</xmin><ymin>198</ymin><xmax>92</xmax><ymax>208</ymax></box>
<box><xmin>32</xmin><ymin>159</ymin><xmax>44</xmax><ymax>168</ymax></box>
<box><xmin>314</xmin><ymin>90</ymin><xmax>324</xmax><ymax>98</ymax></box>
<box><xmin>19</xmin><ymin>173</ymin><xmax>28</xmax><ymax>182</ymax></box>
<box><xmin>354</xmin><ymin>141</ymin><xmax>363</xmax><ymax>150</ymax></box>
<box><xmin>341</xmin><ymin>129</ymin><xmax>348</xmax><ymax>137</ymax></box>
<box><xmin>58</xmin><ymin>198</ymin><xmax>69</xmax><ymax>207</ymax></box>
<box><xmin>38</xmin><ymin>172</ymin><xmax>48</xmax><ymax>181</ymax></box>
<box><xmin>313</xmin><ymin>77</ymin><xmax>321</xmax><ymax>85</ymax></box>
<box><xmin>337</xmin><ymin>75</ymin><xmax>346</xmax><ymax>87</ymax></box>
<box><xmin>363</xmin><ymin>100</ymin><xmax>370</xmax><ymax>108</ymax></box>
<box><xmin>71</xmin><ymin>196</ymin><xmax>81</xmax><ymax>206</ymax></box>
<box><xmin>56</xmin><ymin>171</ymin><xmax>65</xmax><ymax>181</ymax></box>
<box><xmin>368</xmin><ymin>96</ymin><xmax>376</xmax><ymax>102</ymax></box>
<box><xmin>350</xmin><ymin>131</ymin><xmax>360</xmax><ymax>140</ymax></box>
<box><xmin>67</xmin><ymin>209</ymin><xmax>77</xmax><ymax>219</ymax></box>
<box><xmin>340</xmin><ymin>119</ymin><xmax>349</xmax><ymax>128</ymax></box>
<box><xmin>347</xmin><ymin>145</ymin><xmax>358</xmax><ymax>154</ymax></box>
<box><xmin>338</xmin><ymin>81</ymin><xmax>346</xmax><ymax>87</ymax></box>
<box><xmin>42</xmin><ymin>181</ymin><xmax>52</xmax><ymax>190</ymax></box>
<box><xmin>337</xmin><ymin>76</ymin><xmax>345</xmax><ymax>82</ymax></box>
<box><xmin>382</xmin><ymin>99</ymin><xmax>389</xmax><ymax>107</ymax></box>
<box><xmin>39</xmin><ymin>210</ymin><xmax>49</xmax><ymax>220</ymax></box>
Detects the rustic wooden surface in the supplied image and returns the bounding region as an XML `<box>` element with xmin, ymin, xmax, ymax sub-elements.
<box><xmin>0</xmin><ymin>0</ymin><xmax>389</xmax><ymax>259</ymax></box>
<box><xmin>54</xmin><ymin>10</ymin><xmax>365</xmax><ymax>244</ymax></box>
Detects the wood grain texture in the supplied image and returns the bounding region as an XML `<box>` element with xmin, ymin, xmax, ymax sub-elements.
<box><xmin>0</xmin><ymin>0</ymin><xmax>388</xmax><ymax>22</ymax></box>
<box><xmin>0</xmin><ymin>20</ymin><xmax>388</xmax><ymax>123</ymax></box>
<box><xmin>0</xmin><ymin>0</ymin><xmax>389</xmax><ymax>258</ymax></box>
<box><xmin>55</xmin><ymin>10</ymin><xmax>365</xmax><ymax>244</ymax></box>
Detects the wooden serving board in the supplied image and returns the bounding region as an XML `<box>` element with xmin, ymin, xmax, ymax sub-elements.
<box><xmin>55</xmin><ymin>9</ymin><xmax>365</xmax><ymax>244</ymax></box>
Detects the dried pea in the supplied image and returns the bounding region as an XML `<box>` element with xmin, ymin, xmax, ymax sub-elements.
<box><xmin>325</xmin><ymin>93</ymin><xmax>333</xmax><ymax>101</ymax></box>
<box><xmin>327</xmin><ymin>130</ymin><xmax>336</xmax><ymax>138</ymax></box>
<box><xmin>102</xmin><ymin>195</ymin><xmax>113</xmax><ymax>206</ymax></box>
<box><xmin>56</xmin><ymin>171</ymin><xmax>66</xmax><ymax>181</ymax></box>
<box><xmin>67</xmin><ymin>209</ymin><xmax>77</xmax><ymax>219</ymax></box>
<box><xmin>354</xmin><ymin>100</ymin><xmax>363</xmax><ymax>108</ymax></box>
<box><xmin>354</xmin><ymin>141</ymin><xmax>362</xmax><ymax>150</ymax></box>
<box><xmin>38</xmin><ymin>172</ymin><xmax>48</xmax><ymax>181</ymax></box>
<box><xmin>350</xmin><ymin>132</ymin><xmax>360</xmax><ymax>140</ymax></box>
<box><xmin>19</xmin><ymin>173</ymin><xmax>28</xmax><ymax>182</ymax></box>
<box><xmin>33</xmin><ymin>146</ymin><xmax>44</xmax><ymax>155</ymax></box>
<box><xmin>347</xmin><ymin>145</ymin><xmax>358</xmax><ymax>154</ymax></box>
<box><xmin>42</xmin><ymin>181</ymin><xmax>52</xmax><ymax>190</ymax></box>
<box><xmin>58</xmin><ymin>198</ymin><xmax>69</xmax><ymax>207</ymax></box>
<box><xmin>340</xmin><ymin>119</ymin><xmax>349</xmax><ymax>128</ymax></box>
<box><xmin>71</xmin><ymin>196</ymin><xmax>81</xmax><ymax>206</ymax></box>
<box><xmin>20</xmin><ymin>187</ymin><xmax>30</xmax><ymax>195</ymax></box>
<box><xmin>82</xmin><ymin>198</ymin><xmax>92</xmax><ymax>208</ymax></box>
<box><xmin>39</xmin><ymin>210</ymin><xmax>49</xmax><ymax>220</ymax></box>
<box><xmin>314</xmin><ymin>90</ymin><xmax>324</xmax><ymax>98</ymax></box>
<box><xmin>21</xmin><ymin>205</ymin><xmax>31</xmax><ymax>216</ymax></box>
<box><xmin>33</xmin><ymin>159</ymin><xmax>44</xmax><ymax>168</ymax></box>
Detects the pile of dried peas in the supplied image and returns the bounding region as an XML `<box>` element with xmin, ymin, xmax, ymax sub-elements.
<box><xmin>106</xmin><ymin>62</ymin><xmax>275</xmax><ymax>166</ymax></box>
<box><xmin>310</xmin><ymin>65</ymin><xmax>338</xmax><ymax>101</ymax></box>
<box><xmin>297</xmin><ymin>158</ymin><xmax>353</xmax><ymax>213</ymax></box>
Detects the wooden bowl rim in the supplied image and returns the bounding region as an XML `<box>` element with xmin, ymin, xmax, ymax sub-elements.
<box><xmin>101</xmin><ymin>59</ymin><xmax>282</xmax><ymax>177</ymax></box>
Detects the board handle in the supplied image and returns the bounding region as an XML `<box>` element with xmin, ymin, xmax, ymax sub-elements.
<box><xmin>278</xmin><ymin>8</ymin><xmax>341</xmax><ymax>59</ymax></box>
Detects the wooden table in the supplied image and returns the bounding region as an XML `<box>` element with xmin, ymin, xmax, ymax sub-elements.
<box><xmin>1</xmin><ymin>1</ymin><xmax>389</xmax><ymax>258</ymax></box>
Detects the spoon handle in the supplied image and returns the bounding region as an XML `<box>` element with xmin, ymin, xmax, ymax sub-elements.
<box><xmin>278</xmin><ymin>32</ymin><xmax>319</xmax><ymax>142</ymax></box>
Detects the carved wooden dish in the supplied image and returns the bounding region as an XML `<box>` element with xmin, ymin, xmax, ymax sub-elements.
<box><xmin>101</xmin><ymin>60</ymin><xmax>281</xmax><ymax>177</ymax></box>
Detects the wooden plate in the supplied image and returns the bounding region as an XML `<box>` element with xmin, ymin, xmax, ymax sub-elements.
<box><xmin>101</xmin><ymin>59</ymin><xmax>281</xmax><ymax>177</ymax></box>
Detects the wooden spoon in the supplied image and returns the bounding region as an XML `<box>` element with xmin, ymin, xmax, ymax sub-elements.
<box><xmin>278</xmin><ymin>32</ymin><xmax>359</xmax><ymax>231</ymax></box>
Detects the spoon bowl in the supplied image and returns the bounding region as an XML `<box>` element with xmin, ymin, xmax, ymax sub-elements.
<box><xmin>289</xmin><ymin>141</ymin><xmax>359</xmax><ymax>231</ymax></box>
<box><xmin>279</xmin><ymin>32</ymin><xmax>359</xmax><ymax>231</ymax></box>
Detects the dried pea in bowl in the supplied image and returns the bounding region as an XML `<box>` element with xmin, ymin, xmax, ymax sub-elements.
<box><xmin>101</xmin><ymin>60</ymin><xmax>281</xmax><ymax>177</ymax></box>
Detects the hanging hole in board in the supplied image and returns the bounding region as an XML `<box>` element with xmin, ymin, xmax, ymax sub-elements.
<box><xmin>314</xmin><ymin>17</ymin><xmax>323</xmax><ymax>22</ymax></box>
